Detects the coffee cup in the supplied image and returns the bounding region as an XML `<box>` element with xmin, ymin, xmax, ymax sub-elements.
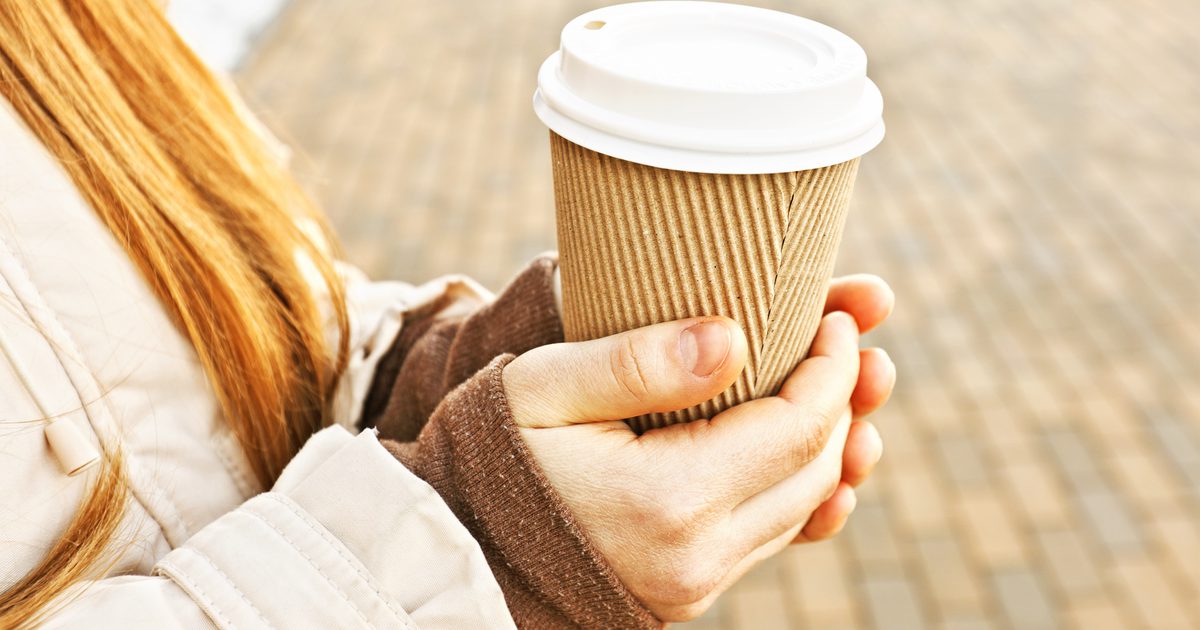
<box><xmin>534</xmin><ymin>1</ymin><xmax>884</xmax><ymax>431</ymax></box>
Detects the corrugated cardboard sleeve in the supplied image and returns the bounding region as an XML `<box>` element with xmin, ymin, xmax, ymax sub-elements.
<box><xmin>551</xmin><ymin>132</ymin><xmax>860</xmax><ymax>432</ymax></box>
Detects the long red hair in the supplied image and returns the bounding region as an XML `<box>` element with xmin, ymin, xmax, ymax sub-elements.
<box><xmin>0</xmin><ymin>1</ymin><xmax>348</xmax><ymax>625</ymax></box>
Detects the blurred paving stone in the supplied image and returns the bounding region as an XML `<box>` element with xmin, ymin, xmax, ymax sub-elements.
<box><xmin>1146</xmin><ymin>410</ymin><xmax>1200</xmax><ymax>489</ymax></box>
<box><xmin>846</xmin><ymin>501</ymin><xmax>906</xmax><ymax>570</ymax></box>
<box><xmin>884</xmin><ymin>444</ymin><xmax>953</xmax><ymax>535</ymax></box>
<box><xmin>991</xmin><ymin>570</ymin><xmax>1058</xmax><ymax>630</ymax></box>
<box><xmin>723</xmin><ymin>583</ymin><xmax>793</xmax><ymax>630</ymax></box>
<box><xmin>1043</xmin><ymin>429</ymin><xmax>1107</xmax><ymax>492</ymax></box>
<box><xmin>1074</xmin><ymin>488</ymin><xmax>1145</xmax><ymax>555</ymax></box>
<box><xmin>936</xmin><ymin>433</ymin><xmax>993</xmax><ymax>491</ymax></box>
<box><xmin>915</xmin><ymin>536</ymin><xmax>987</xmax><ymax>615</ymax></box>
<box><xmin>997</xmin><ymin>454</ymin><xmax>1072</xmax><ymax>527</ymax></box>
<box><xmin>957</xmin><ymin>493</ymin><xmax>1029</xmax><ymax>568</ymax></box>
<box><xmin>875</xmin><ymin>400</ymin><xmax>925</xmax><ymax>459</ymax></box>
<box><xmin>1064</xmin><ymin>596</ymin><xmax>1137</xmax><ymax>630</ymax></box>
<box><xmin>1088</xmin><ymin>402</ymin><xmax>1149</xmax><ymax>457</ymax></box>
<box><xmin>939</xmin><ymin>615</ymin><xmax>997</xmax><ymax>630</ymax></box>
<box><xmin>1034</xmin><ymin>529</ymin><xmax>1104</xmax><ymax>597</ymax></box>
<box><xmin>1109</xmin><ymin>556</ymin><xmax>1195</xmax><ymax>629</ymax></box>
<box><xmin>977</xmin><ymin>403</ymin><xmax>1040</xmax><ymax>455</ymax></box>
<box><xmin>1148</xmin><ymin>506</ymin><xmax>1200</xmax><ymax>593</ymax></box>
<box><xmin>783</xmin><ymin>543</ymin><xmax>860</xmax><ymax>626</ymax></box>
<box><xmin>680</xmin><ymin>604</ymin><xmax>727</xmax><ymax>630</ymax></box>
<box><xmin>861</xmin><ymin>575</ymin><xmax>930</xmax><ymax>630</ymax></box>
<box><xmin>237</xmin><ymin>0</ymin><xmax>1200</xmax><ymax>627</ymax></box>
<box><xmin>1105</xmin><ymin>438</ymin><xmax>1191</xmax><ymax>513</ymax></box>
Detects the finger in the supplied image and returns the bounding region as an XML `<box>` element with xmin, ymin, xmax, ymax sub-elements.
<box><xmin>824</xmin><ymin>274</ymin><xmax>894</xmax><ymax>333</ymax></box>
<box><xmin>852</xmin><ymin>348</ymin><xmax>896</xmax><ymax>419</ymax></box>
<box><xmin>685</xmin><ymin>311</ymin><xmax>859</xmax><ymax>496</ymax></box>
<box><xmin>727</xmin><ymin>410</ymin><xmax>851</xmax><ymax>549</ymax></box>
<box><xmin>504</xmin><ymin>316</ymin><xmax>748</xmax><ymax>427</ymax></box>
<box><xmin>792</xmin><ymin>483</ymin><xmax>857</xmax><ymax>543</ymax></box>
<box><xmin>842</xmin><ymin>420</ymin><xmax>883</xmax><ymax>487</ymax></box>
<box><xmin>775</xmin><ymin>311</ymin><xmax>861</xmax><ymax>414</ymax></box>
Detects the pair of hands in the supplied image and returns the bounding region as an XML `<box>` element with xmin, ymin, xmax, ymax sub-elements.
<box><xmin>500</xmin><ymin>274</ymin><xmax>895</xmax><ymax>622</ymax></box>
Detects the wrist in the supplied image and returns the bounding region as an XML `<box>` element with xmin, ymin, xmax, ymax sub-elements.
<box><xmin>383</xmin><ymin>356</ymin><xmax>660</xmax><ymax>629</ymax></box>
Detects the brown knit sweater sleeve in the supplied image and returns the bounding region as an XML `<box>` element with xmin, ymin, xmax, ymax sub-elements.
<box><xmin>360</xmin><ymin>255</ymin><xmax>564</xmax><ymax>440</ymax></box>
<box><xmin>381</xmin><ymin>357</ymin><xmax>661</xmax><ymax>629</ymax></box>
<box><xmin>365</xmin><ymin>257</ymin><xmax>661</xmax><ymax>629</ymax></box>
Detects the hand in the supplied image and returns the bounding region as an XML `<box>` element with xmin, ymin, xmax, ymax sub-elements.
<box><xmin>795</xmin><ymin>275</ymin><xmax>895</xmax><ymax>543</ymax></box>
<box><xmin>502</xmin><ymin>275</ymin><xmax>895</xmax><ymax>621</ymax></box>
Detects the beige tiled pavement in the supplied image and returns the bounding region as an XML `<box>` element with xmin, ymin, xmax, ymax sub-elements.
<box><xmin>237</xmin><ymin>0</ymin><xmax>1200</xmax><ymax>627</ymax></box>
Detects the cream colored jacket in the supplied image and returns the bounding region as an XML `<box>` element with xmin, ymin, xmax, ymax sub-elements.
<box><xmin>0</xmin><ymin>95</ymin><xmax>517</xmax><ymax>628</ymax></box>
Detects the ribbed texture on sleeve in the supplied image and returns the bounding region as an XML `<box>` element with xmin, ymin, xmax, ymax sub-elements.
<box><xmin>364</xmin><ymin>256</ymin><xmax>564</xmax><ymax>440</ymax></box>
<box><xmin>382</xmin><ymin>356</ymin><xmax>661</xmax><ymax>630</ymax></box>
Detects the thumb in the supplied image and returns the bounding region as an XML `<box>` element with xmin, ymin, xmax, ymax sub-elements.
<box><xmin>504</xmin><ymin>316</ymin><xmax>748</xmax><ymax>428</ymax></box>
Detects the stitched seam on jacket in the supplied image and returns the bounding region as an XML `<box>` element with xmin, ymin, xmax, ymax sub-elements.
<box><xmin>168</xmin><ymin>548</ymin><xmax>274</xmax><ymax>629</ymax></box>
<box><xmin>155</xmin><ymin>556</ymin><xmax>244</xmax><ymax>630</ymax></box>
<box><xmin>193</xmin><ymin>550</ymin><xmax>273</xmax><ymax>628</ymax></box>
<box><xmin>257</xmin><ymin>493</ymin><xmax>413</xmax><ymax>625</ymax></box>
<box><xmin>0</xmin><ymin>232</ymin><xmax>187</xmax><ymax>542</ymax></box>
<box><xmin>241</xmin><ymin>507</ymin><xmax>378</xmax><ymax>628</ymax></box>
<box><xmin>155</xmin><ymin>558</ymin><xmax>234</xmax><ymax>628</ymax></box>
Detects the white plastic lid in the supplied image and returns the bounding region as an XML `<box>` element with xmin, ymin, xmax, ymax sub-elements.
<box><xmin>533</xmin><ymin>1</ymin><xmax>884</xmax><ymax>174</ymax></box>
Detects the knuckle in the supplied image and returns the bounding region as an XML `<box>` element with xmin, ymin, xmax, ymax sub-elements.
<box><xmin>656</xmin><ymin>550</ymin><xmax>722</xmax><ymax>607</ymax></box>
<box><xmin>608</xmin><ymin>336</ymin><xmax>652</xmax><ymax>404</ymax></box>
<box><xmin>795</xmin><ymin>410</ymin><xmax>836</xmax><ymax>463</ymax></box>
<box><xmin>654</xmin><ymin>490</ymin><xmax>709</xmax><ymax>545</ymax></box>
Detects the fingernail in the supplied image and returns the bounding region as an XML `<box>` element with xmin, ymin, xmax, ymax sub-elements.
<box><xmin>680</xmin><ymin>321</ymin><xmax>732</xmax><ymax>377</ymax></box>
<box><xmin>879</xmin><ymin>348</ymin><xmax>897</xmax><ymax>383</ymax></box>
<box><xmin>830</xmin><ymin>310</ymin><xmax>858</xmax><ymax>331</ymax></box>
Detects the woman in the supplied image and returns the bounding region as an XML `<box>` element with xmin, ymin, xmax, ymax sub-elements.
<box><xmin>0</xmin><ymin>1</ymin><xmax>895</xmax><ymax>628</ymax></box>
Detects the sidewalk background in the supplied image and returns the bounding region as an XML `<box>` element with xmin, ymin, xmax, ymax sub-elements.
<box><xmin>230</xmin><ymin>1</ymin><xmax>1200</xmax><ymax>627</ymax></box>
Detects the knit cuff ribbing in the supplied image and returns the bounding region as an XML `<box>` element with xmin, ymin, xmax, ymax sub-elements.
<box><xmin>441</xmin><ymin>255</ymin><xmax>564</xmax><ymax>388</ymax></box>
<box><xmin>384</xmin><ymin>355</ymin><xmax>660</xmax><ymax>629</ymax></box>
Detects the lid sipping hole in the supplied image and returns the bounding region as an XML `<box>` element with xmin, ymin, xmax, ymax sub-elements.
<box><xmin>584</xmin><ymin>20</ymin><xmax>606</xmax><ymax>30</ymax></box>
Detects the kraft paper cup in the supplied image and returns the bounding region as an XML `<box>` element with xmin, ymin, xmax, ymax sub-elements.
<box><xmin>534</xmin><ymin>2</ymin><xmax>884</xmax><ymax>431</ymax></box>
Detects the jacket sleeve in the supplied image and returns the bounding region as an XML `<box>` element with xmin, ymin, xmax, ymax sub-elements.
<box><xmin>40</xmin><ymin>428</ymin><xmax>517</xmax><ymax>630</ymax></box>
<box><xmin>326</xmin><ymin>257</ymin><xmax>498</xmax><ymax>432</ymax></box>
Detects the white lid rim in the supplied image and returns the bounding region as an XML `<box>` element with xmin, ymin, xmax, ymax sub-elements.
<box><xmin>533</xmin><ymin>1</ymin><xmax>886</xmax><ymax>174</ymax></box>
<box><xmin>535</xmin><ymin>89</ymin><xmax>884</xmax><ymax>174</ymax></box>
<box><xmin>539</xmin><ymin>53</ymin><xmax>884</xmax><ymax>155</ymax></box>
